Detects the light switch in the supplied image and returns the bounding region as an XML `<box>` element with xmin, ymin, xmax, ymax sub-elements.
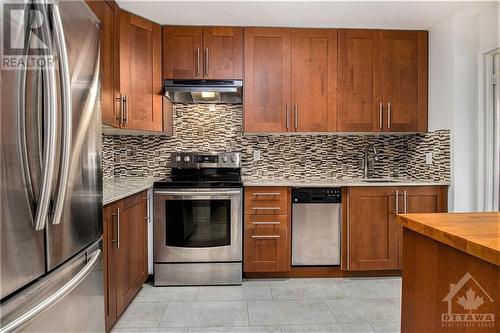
<box><xmin>253</xmin><ymin>150</ymin><xmax>261</xmax><ymax>161</ymax></box>
<box><xmin>425</xmin><ymin>152</ymin><xmax>433</xmax><ymax>165</ymax></box>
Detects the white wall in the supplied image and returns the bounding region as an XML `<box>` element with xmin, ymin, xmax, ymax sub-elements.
<box><xmin>428</xmin><ymin>4</ymin><xmax>499</xmax><ymax>212</ymax></box>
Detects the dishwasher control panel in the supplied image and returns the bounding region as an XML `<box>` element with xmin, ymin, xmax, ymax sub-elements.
<box><xmin>292</xmin><ymin>188</ymin><xmax>341</xmax><ymax>203</ymax></box>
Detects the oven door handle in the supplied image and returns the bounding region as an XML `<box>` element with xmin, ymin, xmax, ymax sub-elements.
<box><xmin>154</xmin><ymin>190</ymin><xmax>241</xmax><ymax>196</ymax></box>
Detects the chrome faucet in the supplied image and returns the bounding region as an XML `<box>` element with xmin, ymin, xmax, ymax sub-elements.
<box><xmin>363</xmin><ymin>144</ymin><xmax>379</xmax><ymax>179</ymax></box>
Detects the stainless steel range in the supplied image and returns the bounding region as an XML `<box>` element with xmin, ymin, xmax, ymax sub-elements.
<box><xmin>153</xmin><ymin>152</ymin><xmax>242</xmax><ymax>286</ymax></box>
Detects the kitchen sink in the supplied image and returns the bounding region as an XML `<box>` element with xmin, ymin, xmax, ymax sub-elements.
<box><xmin>360</xmin><ymin>178</ymin><xmax>405</xmax><ymax>183</ymax></box>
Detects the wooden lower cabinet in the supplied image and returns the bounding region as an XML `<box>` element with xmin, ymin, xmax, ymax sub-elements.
<box><xmin>346</xmin><ymin>186</ymin><xmax>447</xmax><ymax>271</ymax></box>
<box><xmin>244</xmin><ymin>187</ymin><xmax>291</xmax><ymax>272</ymax></box>
<box><xmin>103</xmin><ymin>191</ymin><xmax>148</xmax><ymax>332</ymax></box>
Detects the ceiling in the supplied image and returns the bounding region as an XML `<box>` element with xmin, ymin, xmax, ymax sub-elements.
<box><xmin>115</xmin><ymin>0</ymin><xmax>496</xmax><ymax>30</ymax></box>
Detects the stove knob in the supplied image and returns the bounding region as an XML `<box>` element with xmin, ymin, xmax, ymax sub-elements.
<box><xmin>175</xmin><ymin>156</ymin><xmax>181</xmax><ymax>162</ymax></box>
<box><xmin>222</xmin><ymin>156</ymin><xmax>228</xmax><ymax>163</ymax></box>
<box><xmin>230</xmin><ymin>156</ymin><xmax>237</xmax><ymax>163</ymax></box>
<box><xmin>184</xmin><ymin>156</ymin><xmax>190</xmax><ymax>162</ymax></box>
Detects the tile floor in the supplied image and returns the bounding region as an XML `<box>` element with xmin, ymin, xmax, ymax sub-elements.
<box><xmin>112</xmin><ymin>277</ymin><xmax>402</xmax><ymax>333</ymax></box>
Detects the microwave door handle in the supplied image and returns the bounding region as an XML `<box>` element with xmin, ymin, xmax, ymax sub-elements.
<box><xmin>31</xmin><ymin>3</ymin><xmax>58</xmax><ymax>231</ymax></box>
<box><xmin>0</xmin><ymin>249</ymin><xmax>102</xmax><ymax>333</ymax></box>
<box><xmin>50</xmin><ymin>3</ymin><xmax>73</xmax><ymax>225</ymax></box>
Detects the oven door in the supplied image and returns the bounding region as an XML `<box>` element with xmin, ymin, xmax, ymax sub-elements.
<box><xmin>154</xmin><ymin>188</ymin><xmax>242</xmax><ymax>263</ymax></box>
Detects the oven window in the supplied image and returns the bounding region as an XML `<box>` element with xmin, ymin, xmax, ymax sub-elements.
<box><xmin>165</xmin><ymin>199</ymin><xmax>231</xmax><ymax>247</ymax></box>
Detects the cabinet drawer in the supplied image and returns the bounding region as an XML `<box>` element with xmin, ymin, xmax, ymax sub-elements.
<box><xmin>245</xmin><ymin>187</ymin><xmax>288</xmax><ymax>202</ymax></box>
<box><xmin>244</xmin><ymin>227</ymin><xmax>290</xmax><ymax>272</ymax></box>
<box><xmin>244</xmin><ymin>200</ymin><xmax>288</xmax><ymax>215</ymax></box>
<box><xmin>244</xmin><ymin>214</ymin><xmax>288</xmax><ymax>229</ymax></box>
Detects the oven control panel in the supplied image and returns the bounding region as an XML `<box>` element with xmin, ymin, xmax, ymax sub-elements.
<box><xmin>171</xmin><ymin>152</ymin><xmax>241</xmax><ymax>169</ymax></box>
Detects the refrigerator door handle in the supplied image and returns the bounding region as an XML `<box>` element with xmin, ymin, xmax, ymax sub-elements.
<box><xmin>50</xmin><ymin>2</ymin><xmax>73</xmax><ymax>225</ymax></box>
<box><xmin>0</xmin><ymin>249</ymin><xmax>102</xmax><ymax>333</ymax></box>
<box><xmin>31</xmin><ymin>3</ymin><xmax>58</xmax><ymax>231</ymax></box>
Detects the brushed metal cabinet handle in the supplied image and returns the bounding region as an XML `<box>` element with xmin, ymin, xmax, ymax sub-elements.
<box><xmin>252</xmin><ymin>221</ymin><xmax>280</xmax><ymax>225</ymax></box>
<box><xmin>253</xmin><ymin>192</ymin><xmax>281</xmax><ymax>197</ymax></box>
<box><xmin>285</xmin><ymin>104</ymin><xmax>289</xmax><ymax>129</ymax></box>
<box><xmin>252</xmin><ymin>207</ymin><xmax>281</xmax><ymax>211</ymax></box>
<box><xmin>387</xmin><ymin>102</ymin><xmax>391</xmax><ymax>129</ymax></box>
<box><xmin>196</xmin><ymin>48</ymin><xmax>200</xmax><ymax>77</ymax></box>
<box><xmin>252</xmin><ymin>235</ymin><xmax>281</xmax><ymax>239</ymax></box>
<box><xmin>379</xmin><ymin>102</ymin><xmax>383</xmax><ymax>129</ymax></box>
<box><xmin>123</xmin><ymin>95</ymin><xmax>128</xmax><ymax>125</ymax></box>
<box><xmin>403</xmin><ymin>190</ymin><xmax>408</xmax><ymax>214</ymax></box>
<box><xmin>395</xmin><ymin>190</ymin><xmax>399</xmax><ymax>214</ymax></box>
<box><xmin>116</xmin><ymin>95</ymin><xmax>123</xmax><ymax>123</ymax></box>
<box><xmin>116</xmin><ymin>208</ymin><xmax>121</xmax><ymax>249</ymax></box>
<box><xmin>205</xmin><ymin>47</ymin><xmax>209</xmax><ymax>76</ymax></box>
<box><xmin>294</xmin><ymin>103</ymin><xmax>298</xmax><ymax>129</ymax></box>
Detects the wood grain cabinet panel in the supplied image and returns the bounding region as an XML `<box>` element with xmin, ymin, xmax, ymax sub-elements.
<box><xmin>337</xmin><ymin>29</ymin><xmax>383</xmax><ymax>132</ymax></box>
<box><xmin>291</xmin><ymin>29</ymin><xmax>337</xmax><ymax>132</ymax></box>
<box><xmin>347</xmin><ymin>186</ymin><xmax>447</xmax><ymax>271</ymax></box>
<box><xmin>243</xmin><ymin>28</ymin><xmax>291</xmax><ymax>132</ymax></box>
<box><xmin>117</xmin><ymin>10</ymin><xmax>162</xmax><ymax>132</ymax></box>
<box><xmin>203</xmin><ymin>27</ymin><xmax>243</xmax><ymax>79</ymax></box>
<box><xmin>102</xmin><ymin>191</ymin><xmax>148</xmax><ymax>332</ymax></box>
<box><xmin>85</xmin><ymin>0</ymin><xmax>116</xmax><ymax>127</ymax></box>
<box><xmin>382</xmin><ymin>30</ymin><xmax>428</xmax><ymax>132</ymax></box>
<box><xmin>348</xmin><ymin>187</ymin><xmax>401</xmax><ymax>271</ymax></box>
<box><xmin>163</xmin><ymin>26</ymin><xmax>203</xmax><ymax>79</ymax></box>
<box><xmin>244</xmin><ymin>187</ymin><xmax>291</xmax><ymax>273</ymax></box>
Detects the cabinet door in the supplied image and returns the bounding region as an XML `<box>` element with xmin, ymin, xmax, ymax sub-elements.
<box><xmin>291</xmin><ymin>29</ymin><xmax>337</xmax><ymax>132</ymax></box>
<box><xmin>163</xmin><ymin>26</ymin><xmax>203</xmax><ymax>79</ymax></box>
<box><xmin>383</xmin><ymin>30</ymin><xmax>428</xmax><ymax>132</ymax></box>
<box><xmin>115</xmin><ymin>192</ymin><xmax>148</xmax><ymax>316</ymax></box>
<box><xmin>203</xmin><ymin>27</ymin><xmax>242</xmax><ymax>79</ymax></box>
<box><xmin>338</xmin><ymin>29</ymin><xmax>383</xmax><ymax>132</ymax></box>
<box><xmin>244</xmin><ymin>227</ymin><xmax>290</xmax><ymax>272</ymax></box>
<box><xmin>118</xmin><ymin>11</ymin><xmax>162</xmax><ymax>131</ymax></box>
<box><xmin>243</xmin><ymin>28</ymin><xmax>291</xmax><ymax>132</ymax></box>
<box><xmin>348</xmin><ymin>187</ymin><xmax>401</xmax><ymax>270</ymax></box>
<box><xmin>85</xmin><ymin>0</ymin><xmax>116</xmax><ymax>127</ymax></box>
<box><xmin>102</xmin><ymin>203</ymin><xmax>117</xmax><ymax>332</ymax></box>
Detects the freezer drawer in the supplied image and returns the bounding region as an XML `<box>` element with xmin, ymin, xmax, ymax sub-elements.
<box><xmin>292</xmin><ymin>203</ymin><xmax>341</xmax><ymax>266</ymax></box>
<box><xmin>0</xmin><ymin>241</ymin><xmax>104</xmax><ymax>333</ymax></box>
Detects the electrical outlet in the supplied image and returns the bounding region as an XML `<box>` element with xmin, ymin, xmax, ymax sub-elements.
<box><xmin>425</xmin><ymin>152</ymin><xmax>433</xmax><ymax>165</ymax></box>
<box><xmin>253</xmin><ymin>150</ymin><xmax>261</xmax><ymax>161</ymax></box>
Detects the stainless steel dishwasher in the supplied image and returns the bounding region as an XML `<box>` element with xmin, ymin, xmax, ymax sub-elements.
<box><xmin>292</xmin><ymin>188</ymin><xmax>341</xmax><ymax>266</ymax></box>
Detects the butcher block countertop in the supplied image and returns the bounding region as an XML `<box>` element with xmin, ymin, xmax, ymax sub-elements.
<box><xmin>398</xmin><ymin>212</ymin><xmax>500</xmax><ymax>267</ymax></box>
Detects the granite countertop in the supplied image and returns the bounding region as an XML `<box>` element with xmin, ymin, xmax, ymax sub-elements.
<box><xmin>103</xmin><ymin>177</ymin><xmax>161</xmax><ymax>205</ymax></box>
<box><xmin>398</xmin><ymin>212</ymin><xmax>500</xmax><ymax>267</ymax></box>
<box><xmin>242</xmin><ymin>177</ymin><xmax>450</xmax><ymax>187</ymax></box>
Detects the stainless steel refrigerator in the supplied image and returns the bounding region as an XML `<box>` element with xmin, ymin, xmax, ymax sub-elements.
<box><xmin>0</xmin><ymin>0</ymin><xmax>104</xmax><ymax>332</ymax></box>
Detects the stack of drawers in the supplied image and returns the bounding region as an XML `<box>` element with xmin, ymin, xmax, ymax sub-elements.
<box><xmin>243</xmin><ymin>187</ymin><xmax>291</xmax><ymax>272</ymax></box>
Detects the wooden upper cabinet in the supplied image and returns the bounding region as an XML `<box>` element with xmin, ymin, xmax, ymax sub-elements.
<box><xmin>382</xmin><ymin>30</ymin><xmax>428</xmax><ymax>132</ymax></box>
<box><xmin>203</xmin><ymin>27</ymin><xmax>243</xmax><ymax>79</ymax></box>
<box><xmin>337</xmin><ymin>29</ymin><xmax>383</xmax><ymax>132</ymax></box>
<box><xmin>291</xmin><ymin>29</ymin><xmax>337</xmax><ymax>132</ymax></box>
<box><xmin>163</xmin><ymin>26</ymin><xmax>242</xmax><ymax>80</ymax></box>
<box><xmin>117</xmin><ymin>10</ymin><xmax>162</xmax><ymax>132</ymax></box>
<box><xmin>163</xmin><ymin>27</ymin><xmax>203</xmax><ymax>79</ymax></box>
<box><xmin>85</xmin><ymin>0</ymin><xmax>116</xmax><ymax>127</ymax></box>
<box><xmin>243</xmin><ymin>28</ymin><xmax>291</xmax><ymax>132</ymax></box>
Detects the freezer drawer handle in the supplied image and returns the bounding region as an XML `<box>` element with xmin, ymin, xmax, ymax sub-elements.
<box><xmin>0</xmin><ymin>249</ymin><xmax>102</xmax><ymax>333</ymax></box>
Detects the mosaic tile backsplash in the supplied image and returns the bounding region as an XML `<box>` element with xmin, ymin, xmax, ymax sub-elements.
<box><xmin>102</xmin><ymin>104</ymin><xmax>450</xmax><ymax>183</ymax></box>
